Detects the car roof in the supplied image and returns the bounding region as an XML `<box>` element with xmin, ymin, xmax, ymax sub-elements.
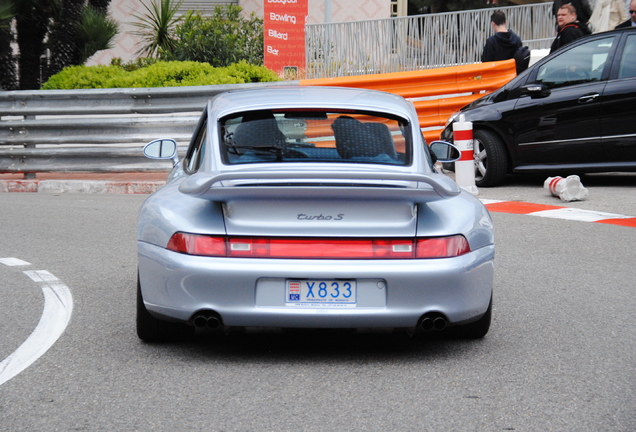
<box><xmin>207</xmin><ymin>86</ymin><xmax>416</xmax><ymax>120</ymax></box>
<box><xmin>598</xmin><ymin>27</ymin><xmax>636</xmax><ymax>35</ymax></box>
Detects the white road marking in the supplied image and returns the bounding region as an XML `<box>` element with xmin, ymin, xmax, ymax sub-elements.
<box><xmin>24</xmin><ymin>269</ymin><xmax>60</xmax><ymax>283</ymax></box>
<box><xmin>0</xmin><ymin>258</ymin><xmax>31</xmax><ymax>266</ymax></box>
<box><xmin>0</xmin><ymin>269</ymin><xmax>73</xmax><ymax>387</ymax></box>
<box><xmin>529</xmin><ymin>208</ymin><xmax>633</xmax><ymax>222</ymax></box>
<box><xmin>479</xmin><ymin>199</ymin><xmax>504</xmax><ymax>205</ymax></box>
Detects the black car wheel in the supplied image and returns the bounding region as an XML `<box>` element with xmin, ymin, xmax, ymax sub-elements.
<box><xmin>473</xmin><ymin>129</ymin><xmax>508</xmax><ymax>187</ymax></box>
<box><xmin>136</xmin><ymin>275</ymin><xmax>192</xmax><ymax>342</ymax></box>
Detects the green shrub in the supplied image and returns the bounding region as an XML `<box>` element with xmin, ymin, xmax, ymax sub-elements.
<box><xmin>166</xmin><ymin>6</ymin><xmax>263</xmax><ymax>67</ymax></box>
<box><xmin>222</xmin><ymin>61</ymin><xmax>280</xmax><ymax>83</ymax></box>
<box><xmin>41</xmin><ymin>65</ymin><xmax>127</xmax><ymax>89</ymax></box>
<box><xmin>115</xmin><ymin>61</ymin><xmax>219</xmax><ymax>87</ymax></box>
<box><xmin>110</xmin><ymin>57</ymin><xmax>158</xmax><ymax>72</ymax></box>
<box><xmin>42</xmin><ymin>60</ymin><xmax>281</xmax><ymax>89</ymax></box>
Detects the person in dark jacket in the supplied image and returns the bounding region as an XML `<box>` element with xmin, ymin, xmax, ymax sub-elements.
<box><xmin>616</xmin><ymin>0</ymin><xmax>636</xmax><ymax>28</ymax></box>
<box><xmin>550</xmin><ymin>4</ymin><xmax>592</xmax><ymax>53</ymax></box>
<box><xmin>553</xmin><ymin>0</ymin><xmax>593</xmax><ymax>25</ymax></box>
<box><xmin>481</xmin><ymin>10</ymin><xmax>522</xmax><ymax>62</ymax></box>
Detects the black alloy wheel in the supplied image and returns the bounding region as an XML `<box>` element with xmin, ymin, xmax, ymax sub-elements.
<box><xmin>473</xmin><ymin>129</ymin><xmax>508</xmax><ymax>187</ymax></box>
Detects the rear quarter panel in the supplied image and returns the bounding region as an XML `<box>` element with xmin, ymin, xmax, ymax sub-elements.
<box><xmin>418</xmin><ymin>191</ymin><xmax>494</xmax><ymax>251</ymax></box>
<box><xmin>138</xmin><ymin>180</ymin><xmax>226</xmax><ymax>248</ymax></box>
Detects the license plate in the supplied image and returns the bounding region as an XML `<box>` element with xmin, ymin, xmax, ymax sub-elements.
<box><xmin>286</xmin><ymin>280</ymin><xmax>357</xmax><ymax>307</ymax></box>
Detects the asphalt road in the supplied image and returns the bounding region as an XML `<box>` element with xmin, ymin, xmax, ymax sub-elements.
<box><xmin>1</xmin><ymin>173</ymin><xmax>635</xmax><ymax>431</ymax></box>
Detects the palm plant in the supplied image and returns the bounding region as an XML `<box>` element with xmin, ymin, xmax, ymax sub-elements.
<box><xmin>0</xmin><ymin>2</ymin><xmax>14</xmax><ymax>24</ymax></box>
<box><xmin>0</xmin><ymin>0</ymin><xmax>117</xmax><ymax>89</ymax></box>
<box><xmin>131</xmin><ymin>0</ymin><xmax>183</xmax><ymax>58</ymax></box>
<box><xmin>0</xmin><ymin>1</ymin><xmax>16</xmax><ymax>90</ymax></box>
<box><xmin>47</xmin><ymin>0</ymin><xmax>84</xmax><ymax>77</ymax></box>
<box><xmin>14</xmin><ymin>0</ymin><xmax>52</xmax><ymax>89</ymax></box>
<box><xmin>76</xmin><ymin>5</ymin><xmax>118</xmax><ymax>64</ymax></box>
<box><xmin>88</xmin><ymin>0</ymin><xmax>110</xmax><ymax>14</ymax></box>
<box><xmin>45</xmin><ymin>0</ymin><xmax>118</xmax><ymax>82</ymax></box>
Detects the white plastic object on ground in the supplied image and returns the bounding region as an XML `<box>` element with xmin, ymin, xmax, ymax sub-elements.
<box><xmin>544</xmin><ymin>175</ymin><xmax>589</xmax><ymax>202</ymax></box>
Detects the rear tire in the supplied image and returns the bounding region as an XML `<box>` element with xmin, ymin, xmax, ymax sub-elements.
<box><xmin>136</xmin><ymin>275</ymin><xmax>191</xmax><ymax>342</ymax></box>
<box><xmin>452</xmin><ymin>297</ymin><xmax>492</xmax><ymax>339</ymax></box>
<box><xmin>473</xmin><ymin>129</ymin><xmax>508</xmax><ymax>187</ymax></box>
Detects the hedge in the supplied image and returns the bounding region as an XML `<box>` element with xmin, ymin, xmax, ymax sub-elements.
<box><xmin>42</xmin><ymin>60</ymin><xmax>281</xmax><ymax>89</ymax></box>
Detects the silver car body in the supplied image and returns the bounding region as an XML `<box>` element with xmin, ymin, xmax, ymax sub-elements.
<box><xmin>137</xmin><ymin>86</ymin><xmax>494</xmax><ymax>336</ymax></box>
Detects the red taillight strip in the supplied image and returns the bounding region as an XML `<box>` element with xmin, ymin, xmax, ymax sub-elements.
<box><xmin>167</xmin><ymin>233</ymin><xmax>470</xmax><ymax>259</ymax></box>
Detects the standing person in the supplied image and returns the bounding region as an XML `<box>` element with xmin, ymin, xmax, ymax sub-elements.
<box><xmin>553</xmin><ymin>0</ymin><xmax>593</xmax><ymax>26</ymax></box>
<box><xmin>589</xmin><ymin>0</ymin><xmax>629</xmax><ymax>32</ymax></box>
<box><xmin>616</xmin><ymin>0</ymin><xmax>636</xmax><ymax>27</ymax></box>
<box><xmin>481</xmin><ymin>10</ymin><xmax>523</xmax><ymax>62</ymax></box>
<box><xmin>550</xmin><ymin>4</ymin><xmax>592</xmax><ymax>53</ymax></box>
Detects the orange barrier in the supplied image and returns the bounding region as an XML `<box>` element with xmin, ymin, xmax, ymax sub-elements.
<box><xmin>300</xmin><ymin>60</ymin><xmax>517</xmax><ymax>143</ymax></box>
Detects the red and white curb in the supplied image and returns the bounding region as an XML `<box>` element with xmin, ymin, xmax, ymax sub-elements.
<box><xmin>0</xmin><ymin>258</ymin><xmax>73</xmax><ymax>387</ymax></box>
<box><xmin>482</xmin><ymin>200</ymin><xmax>636</xmax><ymax>228</ymax></box>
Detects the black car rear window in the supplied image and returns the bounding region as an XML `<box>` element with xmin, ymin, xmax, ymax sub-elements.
<box><xmin>220</xmin><ymin>109</ymin><xmax>411</xmax><ymax>166</ymax></box>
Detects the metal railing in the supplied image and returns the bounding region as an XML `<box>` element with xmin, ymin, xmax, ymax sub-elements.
<box><xmin>305</xmin><ymin>2</ymin><xmax>554</xmax><ymax>78</ymax></box>
<box><xmin>0</xmin><ymin>61</ymin><xmax>517</xmax><ymax>176</ymax></box>
<box><xmin>0</xmin><ymin>82</ymin><xmax>292</xmax><ymax>175</ymax></box>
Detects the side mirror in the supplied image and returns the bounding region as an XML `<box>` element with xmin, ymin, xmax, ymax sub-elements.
<box><xmin>429</xmin><ymin>141</ymin><xmax>461</xmax><ymax>162</ymax></box>
<box><xmin>520</xmin><ymin>83</ymin><xmax>550</xmax><ymax>98</ymax></box>
<box><xmin>143</xmin><ymin>139</ymin><xmax>179</xmax><ymax>165</ymax></box>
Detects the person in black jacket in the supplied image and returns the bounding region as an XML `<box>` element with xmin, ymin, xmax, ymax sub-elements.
<box><xmin>616</xmin><ymin>0</ymin><xmax>636</xmax><ymax>28</ymax></box>
<box><xmin>481</xmin><ymin>10</ymin><xmax>522</xmax><ymax>62</ymax></box>
<box><xmin>550</xmin><ymin>4</ymin><xmax>592</xmax><ymax>53</ymax></box>
<box><xmin>553</xmin><ymin>0</ymin><xmax>592</xmax><ymax>25</ymax></box>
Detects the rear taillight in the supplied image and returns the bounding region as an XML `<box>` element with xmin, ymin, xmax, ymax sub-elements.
<box><xmin>415</xmin><ymin>235</ymin><xmax>470</xmax><ymax>258</ymax></box>
<box><xmin>167</xmin><ymin>233</ymin><xmax>226</xmax><ymax>256</ymax></box>
<box><xmin>167</xmin><ymin>233</ymin><xmax>470</xmax><ymax>259</ymax></box>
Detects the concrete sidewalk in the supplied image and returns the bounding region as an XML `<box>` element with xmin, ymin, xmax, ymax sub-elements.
<box><xmin>0</xmin><ymin>172</ymin><xmax>168</xmax><ymax>194</ymax></box>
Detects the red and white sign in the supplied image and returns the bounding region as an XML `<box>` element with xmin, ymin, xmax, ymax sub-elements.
<box><xmin>264</xmin><ymin>0</ymin><xmax>308</xmax><ymax>78</ymax></box>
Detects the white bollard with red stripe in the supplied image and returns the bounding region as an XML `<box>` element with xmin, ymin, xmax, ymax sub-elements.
<box><xmin>452</xmin><ymin>114</ymin><xmax>478</xmax><ymax>195</ymax></box>
<box><xmin>544</xmin><ymin>175</ymin><xmax>589</xmax><ymax>202</ymax></box>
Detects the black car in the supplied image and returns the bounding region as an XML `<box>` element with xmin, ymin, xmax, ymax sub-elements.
<box><xmin>441</xmin><ymin>28</ymin><xmax>636</xmax><ymax>187</ymax></box>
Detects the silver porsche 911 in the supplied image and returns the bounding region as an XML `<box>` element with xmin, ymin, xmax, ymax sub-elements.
<box><xmin>137</xmin><ymin>86</ymin><xmax>495</xmax><ymax>342</ymax></box>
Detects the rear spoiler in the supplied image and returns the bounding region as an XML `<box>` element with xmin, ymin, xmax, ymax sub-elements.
<box><xmin>178</xmin><ymin>170</ymin><xmax>461</xmax><ymax>201</ymax></box>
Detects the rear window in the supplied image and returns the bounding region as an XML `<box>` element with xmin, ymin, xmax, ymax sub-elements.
<box><xmin>220</xmin><ymin>109</ymin><xmax>411</xmax><ymax>165</ymax></box>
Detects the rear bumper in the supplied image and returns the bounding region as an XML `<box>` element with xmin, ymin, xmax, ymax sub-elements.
<box><xmin>138</xmin><ymin>241</ymin><xmax>494</xmax><ymax>329</ymax></box>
